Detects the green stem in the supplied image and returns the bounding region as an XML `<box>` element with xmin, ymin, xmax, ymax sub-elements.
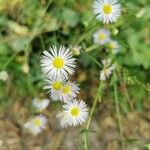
<box><xmin>113</xmin><ymin>71</ymin><xmax>124</xmax><ymax>150</ymax></box>
<box><xmin>39</xmin><ymin>35</ymin><xmax>46</xmax><ymax>50</ymax></box>
<box><xmin>81</xmin><ymin>49</ymin><xmax>102</xmax><ymax>68</ymax></box>
<box><xmin>85</xmin><ymin>45</ymin><xmax>100</xmax><ymax>52</ymax></box>
<box><xmin>84</xmin><ymin>82</ymin><xmax>103</xmax><ymax>150</ymax></box>
<box><xmin>83</xmin><ymin>130</ymin><xmax>88</xmax><ymax>150</ymax></box>
<box><xmin>2</xmin><ymin>52</ymin><xmax>18</xmax><ymax>70</ymax></box>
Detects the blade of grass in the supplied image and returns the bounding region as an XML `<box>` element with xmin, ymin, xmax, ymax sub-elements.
<box><xmin>113</xmin><ymin>71</ymin><xmax>125</xmax><ymax>150</ymax></box>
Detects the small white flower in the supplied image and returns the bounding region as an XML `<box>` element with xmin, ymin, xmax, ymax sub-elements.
<box><xmin>70</xmin><ymin>45</ymin><xmax>81</xmax><ymax>56</ymax></box>
<box><xmin>57</xmin><ymin>99</ymin><xmax>88</xmax><ymax>127</ymax></box>
<box><xmin>41</xmin><ymin>46</ymin><xmax>76</xmax><ymax>79</ymax></box>
<box><xmin>93</xmin><ymin>0</ymin><xmax>121</xmax><ymax>24</ymax></box>
<box><xmin>108</xmin><ymin>40</ymin><xmax>120</xmax><ymax>54</ymax></box>
<box><xmin>24</xmin><ymin>115</ymin><xmax>47</xmax><ymax>135</ymax></box>
<box><xmin>43</xmin><ymin>77</ymin><xmax>65</xmax><ymax>101</ymax></box>
<box><xmin>44</xmin><ymin>77</ymin><xmax>79</xmax><ymax>102</ymax></box>
<box><xmin>61</xmin><ymin>81</ymin><xmax>80</xmax><ymax>103</ymax></box>
<box><xmin>0</xmin><ymin>71</ymin><xmax>9</xmax><ymax>81</ymax></box>
<box><xmin>32</xmin><ymin>98</ymin><xmax>50</xmax><ymax>111</ymax></box>
<box><xmin>56</xmin><ymin>112</ymin><xmax>70</xmax><ymax>128</ymax></box>
<box><xmin>93</xmin><ymin>28</ymin><xmax>111</xmax><ymax>45</ymax></box>
<box><xmin>100</xmin><ymin>59</ymin><xmax>115</xmax><ymax>80</ymax></box>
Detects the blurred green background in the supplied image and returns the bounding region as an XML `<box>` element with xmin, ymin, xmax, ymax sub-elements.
<box><xmin>0</xmin><ymin>0</ymin><xmax>149</xmax><ymax>149</ymax></box>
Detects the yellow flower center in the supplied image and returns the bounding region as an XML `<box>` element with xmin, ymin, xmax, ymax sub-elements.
<box><xmin>98</xmin><ymin>33</ymin><xmax>106</xmax><ymax>40</ymax></box>
<box><xmin>109</xmin><ymin>43</ymin><xmax>116</xmax><ymax>49</ymax></box>
<box><xmin>71</xmin><ymin>107</ymin><xmax>80</xmax><ymax>117</ymax></box>
<box><xmin>53</xmin><ymin>57</ymin><xmax>64</xmax><ymax>69</ymax></box>
<box><xmin>103</xmin><ymin>5</ymin><xmax>112</xmax><ymax>14</ymax></box>
<box><xmin>34</xmin><ymin>119</ymin><xmax>42</xmax><ymax>126</ymax></box>
<box><xmin>53</xmin><ymin>81</ymin><xmax>62</xmax><ymax>90</ymax></box>
<box><xmin>104</xmin><ymin>67</ymin><xmax>110</xmax><ymax>76</ymax></box>
<box><xmin>63</xmin><ymin>85</ymin><xmax>71</xmax><ymax>94</ymax></box>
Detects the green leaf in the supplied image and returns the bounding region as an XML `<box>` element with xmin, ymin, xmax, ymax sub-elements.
<box><xmin>0</xmin><ymin>43</ymin><xmax>10</xmax><ymax>55</ymax></box>
<box><xmin>61</xmin><ymin>8</ymin><xmax>80</xmax><ymax>27</ymax></box>
<box><xmin>9</xmin><ymin>37</ymin><xmax>30</xmax><ymax>52</ymax></box>
<box><xmin>81</xmin><ymin>11</ymin><xmax>93</xmax><ymax>27</ymax></box>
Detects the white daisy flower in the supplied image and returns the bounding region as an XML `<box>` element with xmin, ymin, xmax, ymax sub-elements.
<box><xmin>41</xmin><ymin>46</ymin><xmax>76</xmax><ymax>79</ymax></box>
<box><xmin>60</xmin><ymin>99</ymin><xmax>89</xmax><ymax>126</ymax></box>
<box><xmin>61</xmin><ymin>81</ymin><xmax>80</xmax><ymax>103</ymax></box>
<box><xmin>100</xmin><ymin>59</ymin><xmax>115</xmax><ymax>80</ymax></box>
<box><xmin>70</xmin><ymin>45</ymin><xmax>81</xmax><ymax>56</ymax></box>
<box><xmin>93</xmin><ymin>0</ymin><xmax>121</xmax><ymax>24</ymax></box>
<box><xmin>32</xmin><ymin>98</ymin><xmax>50</xmax><ymax>112</ymax></box>
<box><xmin>108</xmin><ymin>40</ymin><xmax>120</xmax><ymax>54</ymax></box>
<box><xmin>56</xmin><ymin>111</ymin><xmax>70</xmax><ymax>128</ymax></box>
<box><xmin>0</xmin><ymin>71</ymin><xmax>9</xmax><ymax>81</ymax></box>
<box><xmin>24</xmin><ymin>115</ymin><xmax>47</xmax><ymax>135</ymax></box>
<box><xmin>93</xmin><ymin>28</ymin><xmax>111</xmax><ymax>45</ymax></box>
<box><xmin>43</xmin><ymin>77</ymin><xmax>65</xmax><ymax>101</ymax></box>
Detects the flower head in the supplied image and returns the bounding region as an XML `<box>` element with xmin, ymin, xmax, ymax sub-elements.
<box><xmin>44</xmin><ymin>77</ymin><xmax>65</xmax><ymax>101</ymax></box>
<box><xmin>61</xmin><ymin>81</ymin><xmax>80</xmax><ymax>103</ymax></box>
<box><xmin>93</xmin><ymin>0</ymin><xmax>121</xmax><ymax>24</ymax></box>
<box><xmin>24</xmin><ymin>115</ymin><xmax>47</xmax><ymax>135</ymax></box>
<box><xmin>57</xmin><ymin>99</ymin><xmax>88</xmax><ymax>127</ymax></box>
<box><xmin>41</xmin><ymin>46</ymin><xmax>76</xmax><ymax>79</ymax></box>
<box><xmin>93</xmin><ymin>28</ymin><xmax>111</xmax><ymax>45</ymax></box>
<box><xmin>56</xmin><ymin>112</ymin><xmax>70</xmax><ymax>128</ymax></box>
<box><xmin>70</xmin><ymin>45</ymin><xmax>81</xmax><ymax>56</ymax></box>
<box><xmin>0</xmin><ymin>71</ymin><xmax>9</xmax><ymax>81</ymax></box>
<box><xmin>32</xmin><ymin>98</ymin><xmax>50</xmax><ymax>112</ymax></box>
<box><xmin>108</xmin><ymin>40</ymin><xmax>120</xmax><ymax>54</ymax></box>
<box><xmin>100</xmin><ymin>59</ymin><xmax>115</xmax><ymax>80</ymax></box>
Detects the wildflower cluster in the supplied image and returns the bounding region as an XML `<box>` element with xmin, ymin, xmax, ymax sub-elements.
<box><xmin>93</xmin><ymin>28</ymin><xmax>120</xmax><ymax>54</ymax></box>
<box><xmin>41</xmin><ymin>46</ymin><xmax>89</xmax><ymax>128</ymax></box>
<box><xmin>93</xmin><ymin>0</ymin><xmax>122</xmax><ymax>80</ymax></box>
<box><xmin>24</xmin><ymin>98</ymin><xmax>50</xmax><ymax>135</ymax></box>
<box><xmin>24</xmin><ymin>0</ymin><xmax>121</xmax><ymax>136</ymax></box>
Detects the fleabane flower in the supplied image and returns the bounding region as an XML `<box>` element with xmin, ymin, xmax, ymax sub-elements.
<box><xmin>70</xmin><ymin>45</ymin><xmax>81</xmax><ymax>56</ymax></box>
<box><xmin>43</xmin><ymin>77</ymin><xmax>65</xmax><ymax>101</ymax></box>
<box><xmin>41</xmin><ymin>46</ymin><xmax>76</xmax><ymax>79</ymax></box>
<box><xmin>93</xmin><ymin>28</ymin><xmax>111</xmax><ymax>45</ymax></box>
<box><xmin>0</xmin><ymin>71</ymin><xmax>9</xmax><ymax>81</ymax></box>
<box><xmin>57</xmin><ymin>99</ymin><xmax>88</xmax><ymax>127</ymax></box>
<box><xmin>100</xmin><ymin>59</ymin><xmax>115</xmax><ymax>80</ymax></box>
<box><xmin>93</xmin><ymin>0</ymin><xmax>121</xmax><ymax>24</ymax></box>
<box><xmin>56</xmin><ymin>112</ymin><xmax>70</xmax><ymax>128</ymax></box>
<box><xmin>24</xmin><ymin>115</ymin><xmax>47</xmax><ymax>135</ymax></box>
<box><xmin>32</xmin><ymin>98</ymin><xmax>50</xmax><ymax>112</ymax></box>
<box><xmin>108</xmin><ymin>40</ymin><xmax>120</xmax><ymax>54</ymax></box>
<box><xmin>61</xmin><ymin>81</ymin><xmax>80</xmax><ymax>103</ymax></box>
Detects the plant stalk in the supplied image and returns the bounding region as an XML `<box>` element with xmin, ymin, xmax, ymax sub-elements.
<box><xmin>84</xmin><ymin>82</ymin><xmax>103</xmax><ymax>150</ymax></box>
<box><xmin>113</xmin><ymin>71</ymin><xmax>124</xmax><ymax>150</ymax></box>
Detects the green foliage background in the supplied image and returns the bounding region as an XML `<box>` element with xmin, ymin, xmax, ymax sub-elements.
<box><xmin>0</xmin><ymin>0</ymin><xmax>149</xmax><ymax>114</ymax></box>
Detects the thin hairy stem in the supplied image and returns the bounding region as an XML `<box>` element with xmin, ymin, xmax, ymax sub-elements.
<box><xmin>81</xmin><ymin>49</ymin><xmax>102</xmax><ymax>68</ymax></box>
<box><xmin>113</xmin><ymin>71</ymin><xmax>124</xmax><ymax>150</ymax></box>
<box><xmin>2</xmin><ymin>52</ymin><xmax>18</xmax><ymax>70</ymax></box>
<box><xmin>83</xmin><ymin>130</ymin><xmax>88</xmax><ymax>150</ymax></box>
<box><xmin>39</xmin><ymin>35</ymin><xmax>46</xmax><ymax>50</ymax></box>
<box><xmin>83</xmin><ymin>82</ymin><xmax>103</xmax><ymax>150</ymax></box>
